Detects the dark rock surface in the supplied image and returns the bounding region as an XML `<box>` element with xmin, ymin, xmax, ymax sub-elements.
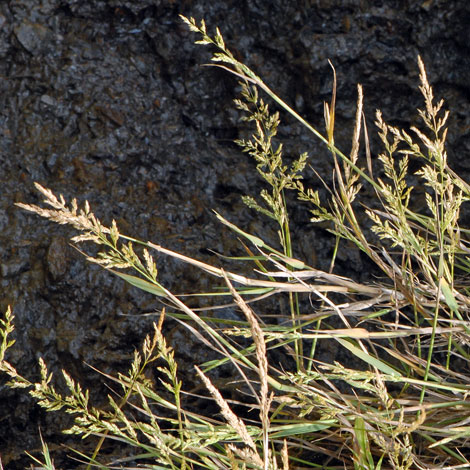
<box><xmin>1</xmin><ymin>0</ymin><xmax>469</xmax><ymax>467</ymax></box>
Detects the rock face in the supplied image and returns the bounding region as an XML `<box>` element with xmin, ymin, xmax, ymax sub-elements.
<box><xmin>1</xmin><ymin>0</ymin><xmax>469</xmax><ymax>466</ymax></box>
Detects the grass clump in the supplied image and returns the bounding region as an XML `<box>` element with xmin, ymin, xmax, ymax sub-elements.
<box><xmin>2</xmin><ymin>15</ymin><xmax>470</xmax><ymax>470</ymax></box>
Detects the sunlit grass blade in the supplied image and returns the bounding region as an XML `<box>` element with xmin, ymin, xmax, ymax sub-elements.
<box><xmin>336</xmin><ymin>338</ymin><xmax>400</xmax><ymax>377</ymax></box>
<box><xmin>110</xmin><ymin>270</ymin><xmax>167</xmax><ymax>297</ymax></box>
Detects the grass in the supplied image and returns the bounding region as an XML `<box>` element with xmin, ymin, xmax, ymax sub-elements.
<box><xmin>2</xmin><ymin>14</ymin><xmax>470</xmax><ymax>470</ymax></box>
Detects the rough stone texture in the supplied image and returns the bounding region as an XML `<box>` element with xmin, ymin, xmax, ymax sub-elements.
<box><xmin>1</xmin><ymin>0</ymin><xmax>469</xmax><ymax>467</ymax></box>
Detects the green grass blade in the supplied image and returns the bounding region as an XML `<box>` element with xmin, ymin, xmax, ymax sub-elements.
<box><xmin>336</xmin><ymin>337</ymin><xmax>400</xmax><ymax>376</ymax></box>
<box><xmin>110</xmin><ymin>270</ymin><xmax>167</xmax><ymax>297</ymax></box>
<box><xmin>269</xmin><ymin>420</ymin><xmax>336</xmax><ymax>438</ymax></box>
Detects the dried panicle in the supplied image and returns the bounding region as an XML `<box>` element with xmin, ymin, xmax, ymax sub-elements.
<box><xmin>228</xmin><ymin>281</ymin><xmax>268</xmax><ymax>396</ymax></box>
<box><xmin>281</xmin><ymin>440</ymin><xmax>289</xmax><ymax>470</ymax></box>
<box><xmin>227</xmin><ymin>444</ymin><xmax>263</xmax><ymax>468</ymax></box>
<box><xmin>179</xmin><ymin>15</ymin><xmax>203</xmax><ymax>34</ymax></box>
<box><xmin>349</xmin><ymin>84</ymin><xmax>363</xmax><ymax>171</ymax></box>
<box><xmin>195</xmin><ymin>366</ymin><xmax>259</xmax><ymax>456</ymax></box>
<box><xmin>376</xmin><ymin>110</ymin><xmax>400</xmax><ymax>156</ymax></box>
<box><xmin>388</xmin><ymin>434</ymin><xmax>413</xmax><ymax>470</ymax></box>
<box><xmin>141</xmin><ymin>324</ymin><xmax>159</xmax><ymax>362</ymax></box>
<box><xmin>417</xmin><ymin>55</ymin><xmax>441</xmax><ymax>124</ymax></box>
<box><xmin>17</xmin><ymin>183</ymin><xmax>106</xmax><ymax>236</ymax></box>
<box><xmin>395</xmin><ymin>407</ymin><xmax>426</xmax><ymax>435</ymax></box>
<box><xmin>374</xmin><ymin>371</ymin><xmax>394</xmax><ymax>411</ymax></box>
<box><xmin>18</xmin><ymin>185</ymin><xmax>165</xmax><ymax>289</ymax></box>
<box><xmin>226</xmin><ymin>445</ymin><xmax>239</xmax><ymax>470</ymax></box>
<box><xmin>34</xmin><ymin>182</ymin><xmax>67</xmax><ymax>209</ymax></box>
<box><xmin>224</xmin><ymin>273</ymin><xmax>274</xmax><ymax>467</ymax></box>
<box><xmin>340</xmin><ymin>87</ymin><xmax>364</xmax><ymax>203</ymax></box>
<box><xmin>369</xmin><ymin>427</ymin><xmax>388</xmax><ymax>456</ymax></box>
<box><xmin>86</xmin><ymin>252</ymin><xmax>131</xmax><ymax>270</ymax></box>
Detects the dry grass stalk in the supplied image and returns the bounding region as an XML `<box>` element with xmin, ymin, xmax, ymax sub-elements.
<box><xmin>223</xmin><ymin>271</ymin><xmax>274</xmax><ymax>469</ymax></box>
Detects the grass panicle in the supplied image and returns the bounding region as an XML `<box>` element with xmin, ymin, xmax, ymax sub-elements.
<box><xmin>2</xmin><ymin>15</ymin><xmax>470</xmax><ymax>470</ymax></box>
